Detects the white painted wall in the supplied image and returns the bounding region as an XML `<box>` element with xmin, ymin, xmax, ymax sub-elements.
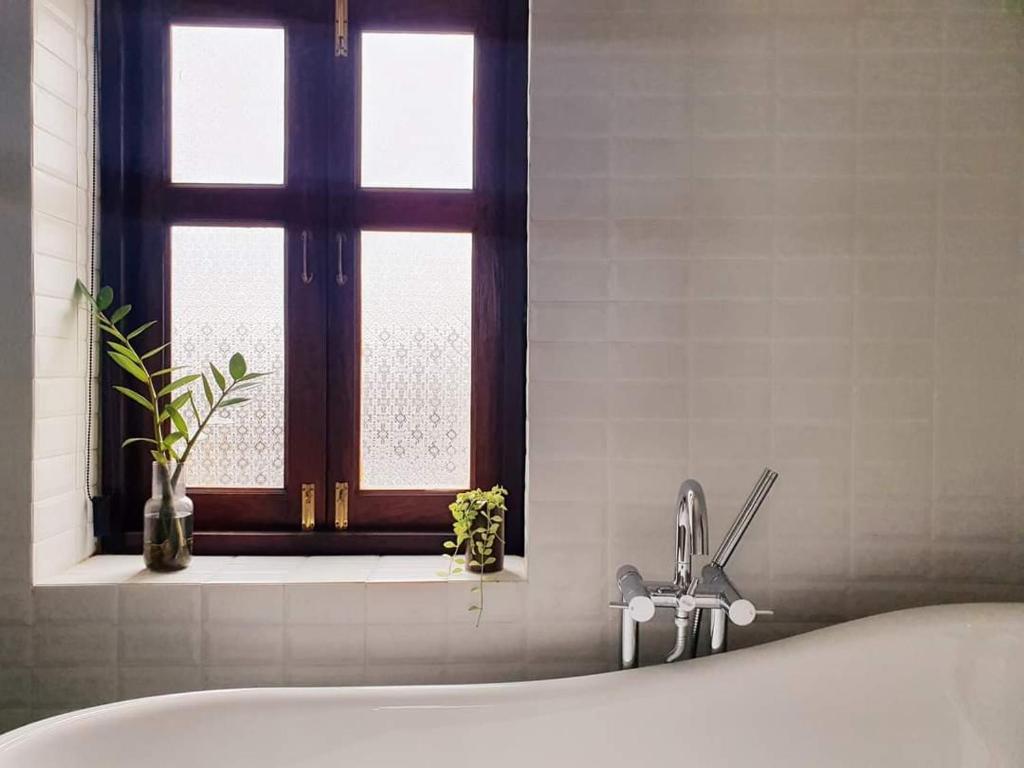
<box><xmin>0</xmin><ymin>0</ymin><xmax>1022</xmax><ymax>735</ymax></box>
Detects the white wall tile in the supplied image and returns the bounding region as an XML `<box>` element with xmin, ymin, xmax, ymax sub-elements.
<box><xmin>34</xmin><ymin>623</ymin><xmax>116</xmax><ymax>665</ymax></box>
<box><xmin>365</xmin><ymin>583</ymin><xmax>447</xmax><ymax>625</ymax></box>
<box><xmin>203</xmin><ymin>585</ymin><xmax>284</xmax><ymax>625</ymax></box>
<box><xmin>284</xmin><ymin>625</ymin><xmax>364</xmax><ymax>666</ymax></box>
<box><xmin>32</xmin><ymin>43</ymin><xmax>76</xmax><ymax>105</ymax></box>
<box><xmin>366</xmin><ymin>624</ymin><xmax>446</xmax><ymax>663</ymax></box>
<box><xmin>285</xmin><ymin>665</ymin><xmax>365</xmax><ymax>686</ymax></box>
<box><xmin>120</xmin><ymin>624</ymin><xmax>200</xmax><ymax>666</ymax></box>
<box><xmin>365</xmin><ymin>662</ymin><xmax>444</xmax><ymax>686</ymax></box>
<box><xmin>284</xmin><ymin>584</ymin><xmax>365</xmax><ymax>624</ymax></box>
<box><xmin>202</xmin><ymin>665</ymin><xmax>284</xmax><ymax>689</ymax></box>
<box><xmin>203</xmin><ymin>625</ymin><xmax>283</xmax><ymax>666</ymax></box>
<box><xmin>119</xmin><ymin>584</ymin><xmax>200</xmax><ymax>624</ymax></box>
<box><xmin>118</xmin><ymin>666</ymin><xmax>203</xmax><ymax>699</ymax></box>
<box><xmin>0</xmin><ymin>670</ymin><xmax>33</xmax><ymax>708</ymax></box>
<box><xmin>34</xmin><ymin>584</ymin><xmax>116</xmax><ymax>623</ymax></box>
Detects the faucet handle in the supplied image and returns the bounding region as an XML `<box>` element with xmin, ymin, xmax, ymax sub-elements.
<box><xmin>727</xmin><ymin>599</ymin><xmax>757</xmax><ymax>627</ymax></box>
<box><xmin>615</xmin><ymin>565</ymin><xmax>656</xmax><ymax>622</ymax></box>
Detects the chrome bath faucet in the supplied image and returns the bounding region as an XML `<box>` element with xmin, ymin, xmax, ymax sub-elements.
<box><xmin>674</xmin><ymin>478</ymin><xmax>708</xmax><ymax>589</ymax></box>
<box><xmin>613</xmin><ymin>467</ymin><xmax>779</xmax><ymax>669</ymax></box>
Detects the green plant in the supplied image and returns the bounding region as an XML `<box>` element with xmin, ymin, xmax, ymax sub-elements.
<box><xmin>77</xmin><ymin>281</ymin><xmax>266</xmax><ymax>477</ymax></box>
<box><xmin>77</xmin><ymin>280</ymin><xmax>266</xmax><ymax>567</ymax></box>
<box><xmin>442</xmin><ymin>485</ymin><xmax>507</xmax><ymax>625</ymax></box>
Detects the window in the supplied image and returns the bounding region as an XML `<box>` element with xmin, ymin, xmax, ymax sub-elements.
<box><xmin>98</xmin><ymin>0</ymin><xmax>527</xmax><ymax>556</ymax></box>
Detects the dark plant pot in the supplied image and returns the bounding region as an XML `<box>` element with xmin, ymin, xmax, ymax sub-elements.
<box><xmin>466</xmin><ymin>517</ymin><xmax>505</xmax><ymax>574</ymax></box>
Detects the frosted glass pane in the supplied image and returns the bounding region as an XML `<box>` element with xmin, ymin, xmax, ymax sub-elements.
<box><xmin>360</xmin><ymin>231</ymin><xmax>472</xmax><ymax>490</ymax></box>
<box><xmin>171</xmin><ymin>226</ymin><xmax>285</xmax><ymax>488</ymax></box>
<box><xmin>360</xmin><ymin>32</ymin><xmax>474</xmax><ymax>189</ymax></box>
<box><xmin>171</xmin><ymin>26</ymin><xmax>285</xmax><ymax>184</ymax></box>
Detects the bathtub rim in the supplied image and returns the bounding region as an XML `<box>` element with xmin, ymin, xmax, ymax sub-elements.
<box><xmin>3</xmin><ymin>601</ymin><xmax>1023</xmax><ymax>755</ymax></box>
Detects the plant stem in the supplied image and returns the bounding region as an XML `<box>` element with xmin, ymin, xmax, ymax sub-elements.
<box><xmin>477</xmin><ymin>510</ymin><xmax>488</xmax><ymax>627</ymax></box>
<box><xmin>170</xmin><ymin>382</ymin><xmax>235</xmax><ymax>488</ymax></box>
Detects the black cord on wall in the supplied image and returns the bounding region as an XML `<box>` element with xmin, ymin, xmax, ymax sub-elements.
<box><xmin>87</xmin><ymin>0</ymin><xmax>110</xmax><ymax>539</ymax></box>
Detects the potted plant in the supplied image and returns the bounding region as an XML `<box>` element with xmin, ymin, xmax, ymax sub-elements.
<box><xmin>77</xmin><ymin>281</ymin><xmax>266</xmax><ymax>572</ymax></box>
<box><xmin>442</xmin><ymin>485</ymin><xmax>507</xmax><ymax>625</ymax></box>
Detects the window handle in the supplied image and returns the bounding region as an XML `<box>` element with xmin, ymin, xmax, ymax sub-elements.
<box><xmin>336</xmin><ymin>232</ymin><xmax>348</xmax><ymax>286</ymax></box>
<box><xmin>335</xmin><ymin>0</ymin><xmax>349</xmax><ymax>57</ymax></box>
<box><xmin>301</xmin><ymin>230</ymin><xmax>314</xmax><ymax>285</ymax></box>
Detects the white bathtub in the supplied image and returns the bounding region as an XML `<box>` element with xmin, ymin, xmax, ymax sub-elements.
<box><xmin>2</xmin><ymin>603</ymin><xmax>1022</xmax><ymax>767</ymax></box>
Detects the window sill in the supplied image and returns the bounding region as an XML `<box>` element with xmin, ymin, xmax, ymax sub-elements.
<box><xmin>34</xmin><ymin>554</ymin><xmax>527</xmax><ymax>586</ymax></box>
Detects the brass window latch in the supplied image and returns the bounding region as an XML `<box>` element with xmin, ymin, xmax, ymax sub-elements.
<box><xmin>335</xmin><ymin>0</ymin><xmax>349</xmax><ymax>57</ymax></box>
<box><xmin>335</xmin><ymin>482</ymin><xmax>349</xmax><ymax>530</ymax></box>
<box><xmin>301</xmin><ymin>483</ymin><xmax>316</xmax><ymax>530</ymax></box>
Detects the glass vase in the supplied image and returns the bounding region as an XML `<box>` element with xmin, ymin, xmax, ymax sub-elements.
<box><xmin>143</xmin><ymin>462</ymin><xmax>194</xmax><ymax>572</ymax></box>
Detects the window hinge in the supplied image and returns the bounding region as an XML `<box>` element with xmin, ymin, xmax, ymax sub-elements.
<box><xmin>301</xmin><ymin>483</ymin><xmax>316</xmax><ymax>530</ymax></box>
<box><xmin>334</xmin><ymin>482</ymin><xmax>349</xmax><ymax>530</ymax></box>
<box><xmin>335</xmin><ymin>0</ymin><xmax>349</xmax><ymax>57</ymax></box>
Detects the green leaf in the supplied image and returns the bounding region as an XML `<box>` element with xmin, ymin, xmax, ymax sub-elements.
<box><xmin>108</xmin><ymin>351</ymin><xmax>149</xmax><ymax>384</ymax></box>
<box><xmin>113</xmin><ymin>385</ymin><xmax>155</xmax><ymax>412</ymax></box>
<box><xmin>75</xmin><ymin>279</ymin><xmax>98</xmax><ymax>309</ymax></box>
<box><xmin>125</xmin><ymin>320</ymin><xmax>157</xmax><ymax>341</ymax></box>
<box><xmin>150</xmin><ymin>366</ymin><xmax>184</xmax><ymax>378</ymax></box>
<box><xmin>107</xmin><ymin>341</ymin><xmax>141</xmax><ymax>364</ymax></box>
<box><xmin>167</xmin><ymin>392</ymin><xmax>191</xmax><ymax>412</ymax></box>
<box><xmin>229</xmin><ymin>352</ymin><xmax>247</xmax><ymax>380</ymax></box>
<box><xmin>162</xmin><ymin>431</ymin><xmax>185</xmax><ymax>448</ymax></box>
<box><xmin>442</xmin><ymin>541</ymin><xmax>456</xmax><ymax>549</ymax></box>
<box><xmin>484</xmin><ymin>557</ymin><xmax>496</xmax><ymax>565</ymax></box>
<box><xmin>219</xmin><ymin>397</ymin><xmax>249</xmax><ymax>408</ymax></box>
<box><xmin>201</xmin><ymin>374</ymin><xmax>214</xmax><ymax>407</ymax></box>
<box><xmin>150</xmin><ymin>449</ymin><xmax>165</xmax><ymax>463</ymax></box>
<box><xmin>238</xmin><ymin>371</ymin><xmax>270</xmax><ymax>381</ymax></box>
<box><xmin>210</xmin><ymin>363</ymin><xmax>226</xmax><ymax>392</ymax></box>
<box><xmin>109</xmin><ymin>304</ymin><xmax>132</xmax><ymax>324</ymax></box>
<box><xmin>139</xmin><ymin>342</ymin><xmax>170</xmax><ymax>361</ymax></box>
<box><xmin>467</xmin><ymin>605</ymin><xmax>480</xmax><ymax>612</ymax></box>
<box><xmin>121</xmin><ymin>437</ymin><xmax>158</xmax><ymax>448</ymax></box>
<box><xmin>164</xmin><ymin>404</ymin><xmax>188</xmax><ymax>437</ymax></box>
<box><xmin>156</xmin><ymin>374</ymin><xmax>200</xmax><ymax>398</ymax></box>
<box><xmin>97</xmin><ymin>286</ymin><xmax>114</xmax><ymax>311</ymax></box>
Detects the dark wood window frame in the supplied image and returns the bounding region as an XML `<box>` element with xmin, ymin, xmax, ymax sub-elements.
<box><xmin>98</xmin><ymin>0</ymin><xmax>527</xmax><ymax>556</ymax></box>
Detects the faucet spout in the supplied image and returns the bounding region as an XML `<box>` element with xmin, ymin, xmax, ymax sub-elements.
<box><xmin>674</xmin><ymin>479</ymin><xmax>708</xmax><ymax>589</ymax></box>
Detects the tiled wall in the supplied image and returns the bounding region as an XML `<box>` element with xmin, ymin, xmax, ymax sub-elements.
<box><xmin>0</xmin><ymin>0</ymin><xmax>1023</xmax><ymax>735</ymax></box>
<box><xmin>528</xmin><ymin>0</ymin><xmax>1024</xmax><ymax>655</ymax></box>
<box><xmin>30</xmin><ymin>0</ymin><xmax>95</xmax><ymax>579</ymax></box>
